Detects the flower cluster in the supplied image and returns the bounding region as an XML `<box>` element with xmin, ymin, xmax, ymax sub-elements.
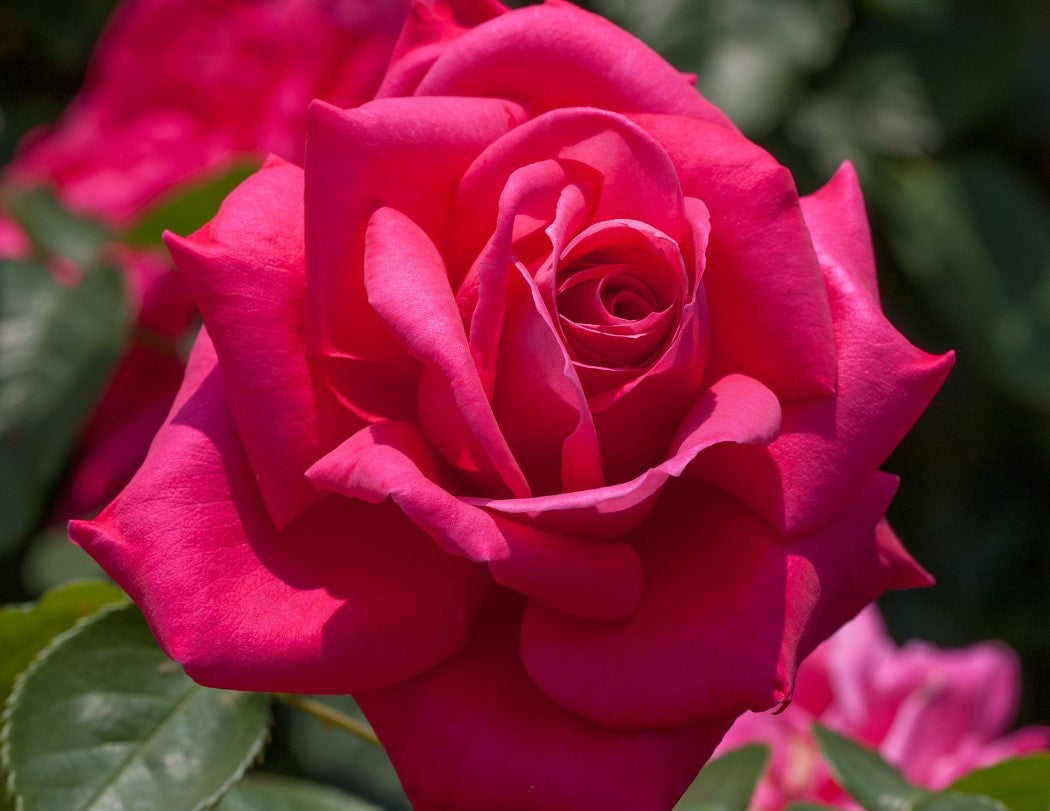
<box><xmin>720</xmin><ymin>606</ymin><xmax>1050</xmax><ymax>809</ymax></box>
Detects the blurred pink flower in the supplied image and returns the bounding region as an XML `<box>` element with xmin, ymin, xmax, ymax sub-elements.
<box><xmin>2</xmin><ymin>0</ymin><xmax>411</xmax><ymax>518</ymax></box>
<box><xmin>717</xmin><ymin>606</ymin><xmax>1050</xmax><ymax>809</ymax></box>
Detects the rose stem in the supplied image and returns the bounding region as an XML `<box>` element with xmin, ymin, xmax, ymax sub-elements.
<box><xmin>272</xmin><ymin>692</ymin><xmax>382</xmax><ymax>747</ymax></box>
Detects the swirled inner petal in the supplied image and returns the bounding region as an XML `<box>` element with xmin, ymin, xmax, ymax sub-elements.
<box><xmin>364</xmin><ymin>205</ymin><xmax>529</xmax><ymax>498</ymax></box>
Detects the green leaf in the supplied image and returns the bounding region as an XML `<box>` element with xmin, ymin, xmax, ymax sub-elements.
<box><xmin>812</xmin><ymin>724</ymin><xmax>931</xmax><ymax>811</ymax></box>
<box><xmin>0</xmin><ymin>581</ymin><xmax>123</xmax><ymax>811</ymax></box>
<box><xmin>2</xmin><ymin>603</ymin><xmax>270</xmax><ymax>811</ymax></box>
<box><xmin>674</xmin><ymin>744</ymin><xmax>770</xmax><ymax>811</ymax></box>
<box><xmin>0</xmin><ymin>580</ymin><xmax>124</xmax><ymax>712</ymax></box>
<box><xmin>913</xmin><ymin>793</ymin><xmax>1010</xmax><ymax>811</ymax></box>
<box><xmin>0</xmin><ymin>259</ymin><xmax>128</xmax><ymax>552</ymax></box>
<box><xmin>123</xmin><ymin>160</ymin><xmax>260</xmax><ymax>249</ymax></box>
<box><xmin>947</xmin><ymin>754</ymin><xmax>1050</xmax><ymax>811</ymax></box>
<box><xmin>0</xmin><ymin>186</ymin><xmax>112</xmax><ymax>267</ymax></box>
<box><xmin>215</xmin><ymin>774</ymin><xmax>383</xmax><ymax>811</ymax></box>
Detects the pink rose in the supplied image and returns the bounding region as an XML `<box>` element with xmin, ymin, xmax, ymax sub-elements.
<box><xmin>71</xmin><ymin>2</ymin><xmax>953</xmax><ymax>808</ymax></box>
<box><xmin>3</xmin><ymin>0</ymin><xmax>411</xmax><ymax>518</ymax></box>
<box><xmin>718</xmin><ymin>606</ymin><xmax>1050</xmax><ymax>810</ymax></box>
<box><xmin>10</xmin><ymin>0</ymin><xmax>411</xmax><ymax>223</ymax></box>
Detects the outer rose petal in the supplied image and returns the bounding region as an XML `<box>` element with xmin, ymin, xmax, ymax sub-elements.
<box><xmin>70</xmin><ymin>331</ymin><xmax>490</xmax><ymax>693</ymax></box>
<box><xmin>165</xmin><ymin>155</ymin><xmax>359</xmax><ymax>528</ymax></box>
<box><xmin>631</xmin><ymin>113</ymin><xmax>837</xmax><ymax>400</ymax></box>
<box><xmin>357</xmin><ymin>592</ymin><xmax>734</xmax><ymax>811</ymax></box>
<box><xmin>520</xmin><ymin>472</ymin><xmax>908</xmax><ymax>729</ymax></box>
<box><xmin>688</xmin><ymin>172</ymin><xmax>954</xmax><ymax>534</ymax></box>
<box><xmin>307</xmin><ymin>421</ymin><xmax>644</xmax><ymax>622</ymax></box>
<box><xmin>413</xmin><ymin>0</ymin><xmax>734</xmax><ymax>127</ymax></box>
<box><xmin>801</xmin><ymin>161</ymin><xmax>881</xmax><ymax>303</ymax></box>
<box><xmin>378</xmin><ymin>0</ymin><xmax>507</xmax><ymax>98</ymax></box>
<box><xmin>305</xmin><ymin>96</ymin><xmax>527</xmax><ymax>364</ymax></box>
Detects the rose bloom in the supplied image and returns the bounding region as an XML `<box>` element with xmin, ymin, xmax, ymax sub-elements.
<box><xmin>718</xmin><ymin>606</ymin><xmax>1050</xmax><ymax>810</ymax></box>
<box><xmin>2</xmin><ymin>0</ymin><xmax>411</xmax><ymax>517</ymax></box>
<box><xmin>71</xmin><ymin>1</ymin><xmax>954</xmax><ymax>808</ymax></box>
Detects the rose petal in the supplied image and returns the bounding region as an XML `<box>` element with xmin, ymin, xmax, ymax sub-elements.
<box><xmin>414</xmin><ymin>0</ymin><xmax>734</xmax><ymax>127</ymax></box>
<box><xmin>357</xmin><ymin>591</ymin><xmax>733</xmax><ymax>811</ymax></box>
<box><xmin>378</xmin><ymin>0</ymin><xmax>507</xmax><ymax>97</ymax></box>
<box><xmin>460</xmin><ymin>158</ymin><xmax>592</xmax><ymax>392</ymax></box>
<box><xmin>365</xmin><ymin>205</ymin><xmax>530</xmax><ymax>498</ymax></box>
<box><xmin>164</xmin><ymin>155</ymin><xmax>358</xmax><ymax>527</ymax></box>
<box><xmin>305</xmin><ymin>96</ymin><xmax>527</xmax><ymax>362</ymax></box>
<box><xmin>471</xmin><ymin>373</ymin><xmax>780</xmax><ymax>539</ymax></box>
<box><xmin>800</xmin><ymin>161</ymin><xmax>881</xmax><ymax>304</ymax></box>
<box><xmin>491</xmin><ymin>264</ymin><xmax>605</xmax><ymax>494</ymax></box>
<box><xmin>632</xmin><ymin>112</ymin><xmax>837</xmax><ymax>399</ymax></box>
<box><xmin>70</xmin><ymin>331</ymin><xmax>490</xmax><ymax>693</ymax></box>
<box><xmin>451</xmin><ymin>107</ymin><xmax>688</xmax><ymax>275</ymax></box>
<box><xmin>687</xmin><ymin>239</ymin><xmax>954</xmax><ymax>536</ymax></box>
<box><xmin>308</xmin><ymin>421</ymin><xmax>644</xmax><ymax>621</ymax></box>
<box><xmin>520</xmin><ymin>471</ymin><xmax>907</xmax><ymax>729</ymax></box>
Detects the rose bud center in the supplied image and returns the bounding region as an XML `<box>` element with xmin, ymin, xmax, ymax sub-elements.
<box><xmin>553</xmin><ymin>219</ymin><xmax>686</xmax><ymax>372</ymax></box>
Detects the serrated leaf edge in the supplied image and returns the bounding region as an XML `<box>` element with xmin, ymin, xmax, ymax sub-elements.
<box><xmin>1</xmin><ymin>602</ymin><xmax>272</xmax><ymax>811</ymax></box>
<box><xmin>1</xmin><ymin>597</ymin><xmax>129</xmax><ymax>810</ymax></box>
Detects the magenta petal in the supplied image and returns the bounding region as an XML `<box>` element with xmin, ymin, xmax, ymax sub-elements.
<box><xmin>491</xmin><ymin>265</ymin><xmax>605</xmax><ymax>494</ymax></box>
<box><xmin>69</xmin><ymin>332</ymin><xmax>490</xmax><ymax>693</ymax></box>
<box><xmin>365</xmin><ymin>205</ymin><xmax>529</xmax><ymax>498</ymax></box>
<box><xmin>357</xmin><ymin>593</ymin><xmax>733</xmax><ymax>811</ymax></box>
<box><xmin>378</xmin><ymin>0</ymin><xmax>507</xmax><ymax>98</ymax></box>
<box><xmin>308</xmin><ymin>421</ymin><xmax>643</xmax><ymax>621</ymax></box>
<box><xmin>305</xmin><ymin>96</ymin><xmax>527</xmax><ymax>362</ymax></box>
<box><xmin>800</xmin><ymin>161</ymin><xmax>881</xmax><ymax>304</ymax></box>
<box><xmin>164</xmin><ymin>156</ymin><xmax>359</xmax><ymax>527</ymax></box>
<box><xmin>473</xmin><ymin>373</ymin><xmax>780</xmax><ymax>539</ymax></box>
<box><xmin>454</xmin><ymin>107</ymin><xmax>688</xmax><ymax>270</ymax></box>
<box><xmin>632</xmin><ymin>113</ymin><xmax>837</xmax><ymax>399</ymax></box>
<box><xmin>461</xmin><ymin>158</ymin><xmax>587</xmax><ymax>378</ymax></box>
<box><xmin>414</xmin><ymin>0</ymin><xmax>734</xmax><ymax>128</ymax></box>
<box><xmin>688</xmin><ymin>235</ymin><xmax>954</xmax><ymax>536</ymax></box>
<box><xmin>520</xmin><ymin>472</ymin><xmax>906</xmax><ymax>729</ymax></box>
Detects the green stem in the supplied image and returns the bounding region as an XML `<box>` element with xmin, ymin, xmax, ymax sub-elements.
<box><xmin>272</xmin><ymin>693</ymin><xmax>382</xmax><ymax>747</ymax></box>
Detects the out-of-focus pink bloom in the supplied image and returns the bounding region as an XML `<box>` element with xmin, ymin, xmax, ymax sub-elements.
<box><xmin>10</xmin><ymin>0</ymin><xmax>411</xmax><ymax>224</ymax></box>
<box><xmin>718</xmin><ymin>606</ymin><xmax>1050</xmax><ymax>809</ymax></box>
<box><xmin>0</xmin><ymin>214</ymin><xmax>30</xmax><ymax>258</ymax></box>
<box><xmin>1</xmin><ymin>0</ymin><xmax>411</xmax><ymax>519</ymax></box>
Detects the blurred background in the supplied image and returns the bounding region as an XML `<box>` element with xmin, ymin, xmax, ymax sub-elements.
<box><xmin>1</xmin><ymin>0</ymin><xmax>1047</xmax><ymax>800</ymax></box>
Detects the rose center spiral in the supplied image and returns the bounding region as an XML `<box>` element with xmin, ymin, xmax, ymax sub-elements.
<box><xmin>552</xmin><ymin>220</ymin><xmax>686</xmax><ymax>371</ymax></box>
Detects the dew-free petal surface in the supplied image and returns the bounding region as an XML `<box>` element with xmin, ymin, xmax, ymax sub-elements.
<box><xmin>70</xmin><ymin>332</ymin><xmax>490</xmax><ymax>693</ymax></box>
<box><xmin>358</xmin><ymin>591</ymin><xmax>734</xmax><ymax>811</ymax></box>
